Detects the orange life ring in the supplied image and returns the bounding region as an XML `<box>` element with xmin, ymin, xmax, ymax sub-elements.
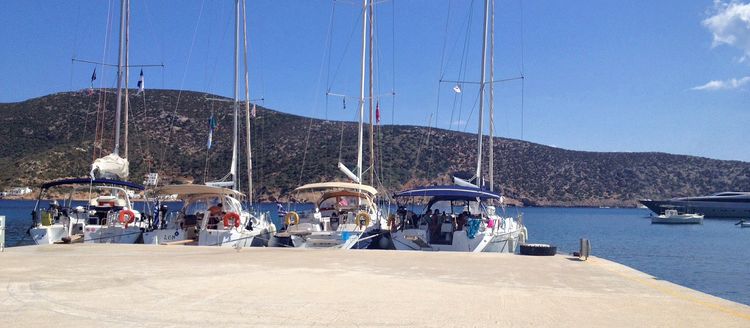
<box><xmin>223</xmin><ymin>212</ymin><xmax>241</xmax><ymax>228</ymax></box>
<box><xmin>356</xmin><ymin>211</ymin><xmax>371</xmax><ymax>228</ymax></box>
<box><xmin>284</xmin><ymin>211</ymin><xmax>300</xmax><ymax>226</ymax></box>
<box><xmin>118</xmin><ymin>209</ymin><xmax>136</xmax><ymax>228</ymax></box>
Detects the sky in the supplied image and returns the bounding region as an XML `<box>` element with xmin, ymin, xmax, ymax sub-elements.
<box><xmin>1</xmin><ymin>0</ymin><xmax>749</xmax><ymax>162</ymax></box>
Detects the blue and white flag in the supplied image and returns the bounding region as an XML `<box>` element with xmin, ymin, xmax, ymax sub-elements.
<box><xmin>276</xmin><ymin>202</ymin><xmax>287</xmax><ymax>218</ymax></box>
<box><xmin>207</xmin><ymin>113</ymin><xmax>217</xmax><ymax>149</ymax></box>
<box><xmin>136</xmin><ymin>69</ymin><xmax>144</xmax><ymax>94</ymax></box>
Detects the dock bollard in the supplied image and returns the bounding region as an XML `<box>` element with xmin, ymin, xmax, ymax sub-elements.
<box><xmin>0</xmin><ymin>216</ymin><xmax>5</xmax><ymax>252</ymax></box>
<box><xmin>578</xmin><ymin>238</ymin><xmax>591</xmax><ymax>261</ymax></box>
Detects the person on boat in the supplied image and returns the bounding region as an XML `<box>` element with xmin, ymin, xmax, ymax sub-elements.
<box><xmin>207</xmin><ymin>203</ymin><xmax>224</xmax><ymax>229</ymax></box>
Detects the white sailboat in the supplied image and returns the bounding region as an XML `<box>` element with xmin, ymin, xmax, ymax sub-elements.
<box><xmin>29</xmin><ymin>178</ymin><xmax>144</xmax><ymax>244</ymax></box>
<box><xmin>29</xmin><ymin>0</ymin><xmax>147</xmax><ymax>245</ymax></box>
<box><xmin>274</xmin><ymin>0</ymin><xmax>384</xmax><ymax>249</ymax></box>
<box><xmin>389</xmin><ymin>0</ymin><xmax>527</xmax><ymax>253</ymax></box>
<box><xmin>143</xmin><ymin>0</ymin><xmax>275</xmax><ymax>247</ymax></box>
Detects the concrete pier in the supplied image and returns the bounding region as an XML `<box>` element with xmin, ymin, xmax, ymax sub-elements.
<box><xmin>1</xmin><ymin>244</ymin><xmax>748</xmax><ymax>327</ymax></box>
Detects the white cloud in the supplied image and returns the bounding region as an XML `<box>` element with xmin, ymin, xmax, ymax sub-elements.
<box><xmin>703</xmin><ymin>1</ymin><xmax>750</xmax><ymax>56</ymax></box>
<box><xmin>692</xmin><ymin>76</ymin><xmax>750</xmax><ymax>90</ymax></box>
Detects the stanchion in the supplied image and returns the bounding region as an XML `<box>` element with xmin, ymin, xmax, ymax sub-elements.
<box><xmin>0</xmin><ymin>216</ymin><xmax>5</xmax><ymax>252</ymax></box>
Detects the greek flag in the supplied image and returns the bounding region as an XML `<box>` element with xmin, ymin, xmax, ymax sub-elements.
<box><xmin>136</xmin><ymin>69</ymin><xmax>144</xmax><ymax>95</ymax></box>
<box><xmin>276</xmin><ymin>202</ymin><xmax>288</xmax><ymax>218</ymax></box>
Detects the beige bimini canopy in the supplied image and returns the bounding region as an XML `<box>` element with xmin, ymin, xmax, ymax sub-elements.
<box><xmin>294</xmin><ymin>182</ymin><xmax>377</xmax><ymax>196</ymax></box>
<box><xmin>157</xmin><ymin>184</ymin><xmax>244</xmax><ymax>198</ymax></box>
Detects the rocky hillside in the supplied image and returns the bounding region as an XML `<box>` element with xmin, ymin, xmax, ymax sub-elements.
<box><xmin>2</xmin><ymin>89</ymin><xmax>749</xmax><ymax>206</ymax></box>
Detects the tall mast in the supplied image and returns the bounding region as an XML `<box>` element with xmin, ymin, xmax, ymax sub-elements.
<box><xmin>242</xmin><ymin>0</ymin><xmax>253</xmax><ymax>205</ymax></box>
<box><xmin>475</xmin><ymin>0</ymin><xmax>490</xmax><ymax>187</ymax></box>
<box><xmin>368</xmin><ymin>0</ymin><xmax>375</xmax><ymax>186</ymax></box>
<box><xmin>113</xmin><ymin>0</ymin><xmax>126</xmax><ymax>156</ymax></box>
<box><xmin>488</xmin><ymin>0</ymin><xmax>495</xmax><ymax>191</ymax></box>
<box><xmin>356</xmin><ymin>0</ymin><xmax>368</xmax><ymax>184</ymax></box>
<box><xmin>123</xmin><ymin>0</ymin><xmax>130</xmax><ymax>159</ymax></box>
<box><xmin>231</xmin><ymin>0</ymin><xmax>240</xmax><ymax>191</ymax></box>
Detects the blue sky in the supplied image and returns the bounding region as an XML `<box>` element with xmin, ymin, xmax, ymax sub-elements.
<box><xmin>1</xmin><ymin>1</ymin><xmax>749</xmax><ymax>161</ymax></box>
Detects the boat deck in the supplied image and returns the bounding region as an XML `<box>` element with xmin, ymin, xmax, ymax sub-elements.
<box><xmin>1</xmin><ymin>244</ymin><xmax>749</xmax><ymax>327</ymax></box>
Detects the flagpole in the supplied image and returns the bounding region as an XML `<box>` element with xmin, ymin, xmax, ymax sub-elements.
<box><xmin>113</xmin><ymin>0</ymin><xmax>126</xmax><ymax>156</ymax></box>
<box><xmin>242</xmin><ymin>0</ymin><xmax>253</xmax><ymax>206</ymax></box>
<box><xmin>123</xmin><ymin>0</ymin><xmax>130</xmax><ymax>160</ymax></box>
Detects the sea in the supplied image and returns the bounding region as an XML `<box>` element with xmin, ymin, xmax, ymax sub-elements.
<box><xmin>1</xmin><ymin>200</ymin><xmax>748</xmax><ymax>306</ymax></box>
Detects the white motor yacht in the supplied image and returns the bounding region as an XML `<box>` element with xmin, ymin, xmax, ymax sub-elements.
<box><xmin>651</xmin><ymin>209</ymin><xmax>704</xmax><ymax>224</ymax></box>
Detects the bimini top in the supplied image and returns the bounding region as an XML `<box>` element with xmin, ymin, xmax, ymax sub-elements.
<box><xmin>40</xmin><ymin>178</ymin><xmax>145</xmax><ymax>191</ymax></box>
<box><xmin>157</xmin><ymin>184</ymin><xmax>244</xmax><ymax>197</ymax></box>
<box><xmin>393</xmin><ymin>185</ymin><xmax>500</xmax><ymax>200</ymax></box>
<box><xmin>294</xmin><ymin>182</ymin><xmax>378</xmax><ymax>195</ymax></box>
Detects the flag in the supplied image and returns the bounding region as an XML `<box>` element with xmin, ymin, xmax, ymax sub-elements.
<box><xmin>251</xmin><ymin>103</ymin><xmax>257</xmax><ymax>118</ymax></box>
<box><xmin>136</xmin><ymin>69</ymin><xmax>144</xmax><ymax>94</ymax></box>
<box><xmin>343</xmin><ymin>98</ymin><xmax>346</xmax><ymax>110</ymax></box>
<box><xmin>375</xmin><ymin>101</ymin><xmax>380</xmax><ymax>123</ymax></box>
<box><xmin>276</xmin><ymin>202</ymin><xmax>288</xmax><ymax>218</ymax></box>
<box><xmin>207</xmin><ymin>113</ymin><xmax>217</xmax><ymax>149</ymax></box>
<box><xmin>90</xmin><ymin>68</ymin><xmax>97</xmax><ymax>86</ymax></box>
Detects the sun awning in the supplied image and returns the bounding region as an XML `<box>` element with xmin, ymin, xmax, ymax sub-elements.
<box><xmin>40</xmin><ymin>178</ymin><xmax>144</xmax><ymax>190</ymax></box>
<box><xmin>156</xmin><ymin>184</ymin><xmax>244</xmax><ymax>197</ymax></box>
<box><xmin>294</xmin><ymin>182</ymin><xmax>378</xmax><ymax>195</ymax></box>
<box><xmin>393</xmin><ymin>185</ymin><xmax>500</xmax><ymax>200</ymax></box>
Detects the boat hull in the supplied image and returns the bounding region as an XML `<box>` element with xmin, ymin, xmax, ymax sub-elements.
<box><xmin>143</xmin><ymin>228</ymin><xmax>188</xmax><ymax>245</ymax></box>
<box><xmin>651</xmin><ymin>217</ymin><xmax>703</xmax><ymax>224</ymax></box>
<box><xmin>29</xmin><ymin>226</ymin><xmax>67</xmax><ymax>245</ymax></box>
<box><xmin>84</xmin><ymin>226</ymin><xmax>142</xmax><ymax>244</ymax></box>
<box><xmin>640</xmin><ymin>200</ymin><xmax>750</xmax><ymax>219</ymax></box>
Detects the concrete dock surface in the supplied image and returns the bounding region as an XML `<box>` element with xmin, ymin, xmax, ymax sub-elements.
<box><xmin>1</xmin><ymin>244</ymin><xmax>749</xmax><ymax>327</ymax></box>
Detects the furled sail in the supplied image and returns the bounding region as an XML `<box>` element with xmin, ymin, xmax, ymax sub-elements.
<box><xmin>91</xmin><ymin>153</ymin><xmax>129</xmax><ymax>180</ymax></box>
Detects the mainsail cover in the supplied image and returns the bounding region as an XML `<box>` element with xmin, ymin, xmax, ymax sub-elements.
<box><xmin>91</xmin><ymin>153</ymin><xmax>129</xmax><ymax>180</ymax></box>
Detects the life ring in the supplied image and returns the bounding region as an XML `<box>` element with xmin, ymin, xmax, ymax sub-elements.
<box><xmin>118</xmin><ymin>209</ymin><xmax>136</xmax><ymax>228</ymax></box>
<box><xmin>284</xmin><ymin>211</ymin><xmax>300</xmax><ymax>226</ymax></box>
<box><xmin>223</xmin><ymin>212</ymin><xmax>241</xmax><ymax>229</ymax></box>
<box><xmin>356</xmin><ymin>211</ymin><xmax>371</xmax><ymax>228</ymax></box>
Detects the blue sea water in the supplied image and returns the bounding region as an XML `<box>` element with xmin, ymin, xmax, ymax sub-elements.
<box><xmin>1</xmin><ymin>200</ymin><xmax>748</xmax><ymax>305</ymax></box>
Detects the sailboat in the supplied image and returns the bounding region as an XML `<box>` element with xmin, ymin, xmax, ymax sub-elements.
<box><xmin>142</xmin><ymin>0</ymin><xmax>275</xmax><ymax>247</ymax></box>
<box><xmin>29</xmin><ymin>0</ymin><xmax>147</xmax><ymax>245</ymax></box>
<box><xmin>272</xmin><ymin>0</ymin><xmax>384</xmax><ymax>249</ymax></box>
<box><xmin>389</xmin><ymin>0</ymin><xmax>528</xmax><ymax>252</ymax></box>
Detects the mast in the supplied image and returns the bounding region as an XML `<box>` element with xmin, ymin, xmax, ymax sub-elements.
<box><xmin>368</xmin><ymin>0</ymin><xmax>375</xmax><ymax>186</ymax></box>
<box><xmin>475</xmin><ymin>0</ymin><xmax>490</xmax><ymax>187</ymax></box>
<box><xmin>242</xmin><ymin>0</ymin><xmax>253</xmax><ymax>205</ymax></box>
<box><xmin>356</xmin><ymin>0</ymin><xmax>368</xmax><ymax>184</ymax></box>
<box><xmin>488</xmin><ymin>0</ymin><xmax>495</xmax><ymax>191</ymax></box>
<box><xmin>123</xmin><ymin>0</ymin><xmax>130</xmax><ymax>159</ymax></box>
<box><xmin>231</xmin><ymin>0</ymin><xmax>240</xmax><ymax>191</ymax></box>
<box><xmin>113</xmin><ymin>0</ymin><xmax>126</xmax><ymax>156</ymax></box>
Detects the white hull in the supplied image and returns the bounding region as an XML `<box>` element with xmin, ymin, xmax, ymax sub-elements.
<box><xmin>651</xmin><ymin>217</ymin><xmax>703</xmax><ymax>224</ymax></box>
<box><xmin>391</xmin><ymin>226</ymin><xmax>525</xmax><ymax>253</ymax></box>
<box><xmin>740</xmin><ymin>222</ymin><xmax>750</xmax><ymax>228</ymax></box>
<box><xmin>143</xmin><ymin>228</ymin><xmax>189</xmax><ymax>245</ymax></box>
<box><xmin>198</xmin><ymin>229</ymin><xmax>261</xmax><ymax>248</ymax></box>
<box><xmin>84</xmin><ymin>225</ymin><xmax>142</xmax><ymax>244</ymax></box>
<box><xmin>29</xmin><ymin>226</ymin><xmax>68</xmax><ymax>245</ymax></box>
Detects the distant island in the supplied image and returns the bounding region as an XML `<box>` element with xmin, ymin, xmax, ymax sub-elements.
<box><xmin>2</xmin><ymin>89</ymin><xmax>749</xmax><ymax>207</ymax></box>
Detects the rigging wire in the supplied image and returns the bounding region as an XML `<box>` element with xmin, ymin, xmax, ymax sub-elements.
<box><xmin>297</xmin><ymin>1</ymin><xmax>341</xmax><ymax>186</ymax></box>
<box><xmin>156</xmin><ymin>0</ymin><xmax>206</xmax><ymax>176</ymax></box>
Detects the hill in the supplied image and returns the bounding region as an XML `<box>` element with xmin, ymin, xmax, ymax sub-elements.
<box><xmin>2</xmin><ymin>89</ymin><xmax>749</xmax><ymax>206</ymax></box>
